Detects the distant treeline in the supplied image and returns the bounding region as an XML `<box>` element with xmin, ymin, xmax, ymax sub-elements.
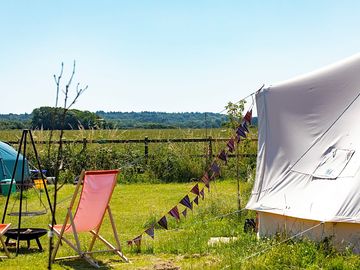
<box><xmin>0</xmin><ymin>108</ymin><xmax>221</xmax><ymax>130</ymax></box>
<box><xmin>0</xmin><ymin>113</ymin><xmax>31</xmax><ymax>129</ymax></box>
<box><xmin>96</xmin><ymin>111</ymin><xmax>228</xmax><ymax>129</ymax></box>
<box><xmin>0</xmin><ymin>108</ymin><xmax>257</xmax><ymax>130</ymax></box>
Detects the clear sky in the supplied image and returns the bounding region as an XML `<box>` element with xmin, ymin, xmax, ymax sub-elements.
<box><xmin>1</xmin><ymin>0</ymin><xmax>360</xmax><ymax>114</ymax></box>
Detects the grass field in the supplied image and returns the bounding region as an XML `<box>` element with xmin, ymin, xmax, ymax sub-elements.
<box><xmin>0</xmin><ymin>129</ymin><xmax>359</xmax><ymax>269</ymax></box>
<box><xmin>0</xmin><ymin>179</ymin><xmax>248</xmax><ymax>269</ymax></box>
<box><xmin>1</xmin><ymin>179</ymin><xmax>360</xmax><ymax>269</ymax></box>
<box><xmin>0</xmin><ymin>128</ymin><xmax>258</xmax><ymax>185</ymax></box>
<box><xmin>0</xmin><ymin>128</ymin><xmax>235</xmax><ymax>142</ymax></box>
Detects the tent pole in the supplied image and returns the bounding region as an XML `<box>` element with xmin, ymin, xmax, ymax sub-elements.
<box><xmin>28</xmin><ymin>130</ymin><xmax>55</xmax><ymax>223</ymax></box>
<box><xmin>16</xmin><ymin>129</ymin><xmax>28</xmax><ymax>255</ymax></box>
<box><xmin>2</xmin><ymin>131</ymin><xmax>25</xmax><ymax>223</ymax></box>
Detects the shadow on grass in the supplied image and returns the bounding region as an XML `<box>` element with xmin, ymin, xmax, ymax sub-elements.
<box><xmin>57</xmin><ymin>258</ymin><xmax>114</xmax><ymax>269</ymax></box>
<box><xmin>7</xmin><ymin>246</ymin><xmax>120</xmax><ymax>269</ymax></box>
<box><xmin>7</xmin><ymin>246</ymin><xmax>46</xmax><ymax>255</ymax></box>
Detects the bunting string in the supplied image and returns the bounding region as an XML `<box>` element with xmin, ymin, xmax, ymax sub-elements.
<box><xmin>217</xmin><ymin>85</ymin><xmax>262</xmax><ymax>114</ymax></box>
<box><xmin>127</xmin><ymin>106</ymin><xmax>255</xmax><ymax>248</ymax></box>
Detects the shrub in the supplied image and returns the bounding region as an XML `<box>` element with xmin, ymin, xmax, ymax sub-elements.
<box><xmin>146</xmin><ymin>144</ymin><xmax>202</xmax><ymax>183</ymax></box>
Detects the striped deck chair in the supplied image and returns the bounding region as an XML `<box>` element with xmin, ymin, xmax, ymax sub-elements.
<box><xmin>0</xmin><ymin>223</ymin><xmax>11</xmax><ymax>258</ymax></box>
<box><xmin>50</xmin><ymin>170</ymin><xmax>128</xmax><ymax>267</ymax></box>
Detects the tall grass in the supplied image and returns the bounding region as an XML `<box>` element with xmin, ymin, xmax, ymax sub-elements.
<box><xmin>0</xmin><ymin>128</ymin><xmax>257</xmax><ymax>185</ymax></box>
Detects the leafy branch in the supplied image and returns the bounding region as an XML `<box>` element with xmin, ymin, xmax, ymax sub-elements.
<box><xmin>225</xmin><ymin>100</ymin><xmax>246</xmax><ymax>129</ymax></box>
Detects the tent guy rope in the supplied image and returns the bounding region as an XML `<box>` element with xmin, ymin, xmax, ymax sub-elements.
<box><xmin>221</xmin><ymin>221</ymin><xmax>325</xmax><ymax>270</ymax></box>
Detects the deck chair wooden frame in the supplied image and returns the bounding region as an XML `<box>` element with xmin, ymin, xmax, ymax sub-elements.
<box><xmin>0</xmin><ymin>223</ymin><xmax>11</xmax><ymax>258</ymax></box>
<box><xmin>50</xmin><ymin>170</ymin><xmax>128</xmax><ymax>267</ymax></box>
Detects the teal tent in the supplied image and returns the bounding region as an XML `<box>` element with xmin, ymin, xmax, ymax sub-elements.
<box><xmin>0</xmin><ymin>141</ymin><xmax>30</xmax><ymax>183</ymax></box>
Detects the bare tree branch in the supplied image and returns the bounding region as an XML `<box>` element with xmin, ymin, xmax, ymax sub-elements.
<box><xmin>63</xmin><ymin>61</ymin><xmax>76</xmax><ymax>109</ymax></box>
<box><xmin>54</xmin><ymin>62</ymin><xmax>64</xmax><ymax>107</ymax></box>
<box><xmin>66</xmin><ymin>85</ymin><xmax>88</xmax><ymax>110</ymax></box>
<box><xmin>49</xmin><ymin>60</ymin><xmax>88</xmax><ymax>269</ymax></box>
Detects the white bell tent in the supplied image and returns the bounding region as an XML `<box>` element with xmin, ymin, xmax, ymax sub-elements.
<box><xmin>246</xmin><ymin>53</ymin><xmax>360</xmax><ymax>251</ymax></box>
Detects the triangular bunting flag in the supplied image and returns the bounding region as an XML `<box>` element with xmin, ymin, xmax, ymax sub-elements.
<box><xmin>133</xmin><ymin>235</ymin><xmax>142</xmax><ymax>248</ymax></box>
<box><xmin>200</xmin><ymin>188</ymin><xmax>205</xmax><ymax>200</ymax></box>
<box><xmin>157</xmin><ymin>216</ymin><xmax>168</xmax><ymax>230</ymax></box>
<box><xmin>236</xmin><ymin>125</ymin><xmax>247</xmax><ymax>138</ymax></box>
<box><xmin>210</xmin><ymin>161</ymin><xmax>220</xmax><ymax>176</ymax></box>
<box><xmin>168</xmin><ymin>206</ymin><xmax>181</xmax><ymax>221</ymax></box>
<box><xmin>182</xmin><ymin>208</ymin><xmax>187</xmax><ymax>217</ymax></box>
<box><xmin>180</xmin><ymin>195</ymin><xmax>193</xmax><ymax>210</ymax></box>
<box><xmin>244</xmin><ymin>109</ymin><xmax>252</xmax><ymax>124</ymax></box>
<box><xmin>145</xmin><ymin>225</ymin><xmax>155</xmax><ymax>239</ymax></box>
<box><xmin>218</xmin><ymin>150</ymin><xmax>228</xmax><ymax>164</ymax></box>
<box><xmin>201</xmin><ymin>172</ymin><xmax>210</xmax><ymax>186</ymax></box>
<box><xmin>127</xmin><ymin>240</ymin><xmax>133</xmax><ymax>246</ymax></box>
<box><xmin>241</xmin><ymin>121</ymin><xmax>249</xmax><ymax>133</ymax></box>
<box><xmin>227</xmin><ymin>138</ymin><xmax>235</xmax><ymax>153</ymax></box>
<box><xmin>203</xmin><ymin>174</ymin><xmax>210</xmax><ymax>190</ymax></box>
<box><xmin>190</xmin><ymin>183</ymin><xmax>200</xmax><ymax>196</ymax></box>
<box><xmin>236</xmin><ymin>134</ymin><xmax>241</xmax><ymax>144</ymax></box>
<box><xmin>193</xmin><ymin>196</ymin><xmax>199</xmax><ymax>205</ymax></box>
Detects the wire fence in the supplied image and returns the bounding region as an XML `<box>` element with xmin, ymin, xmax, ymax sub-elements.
<box><xmin>5</xmin><ymin>137</ymin><xmax>258</xmax><ymax>161</ymax></box>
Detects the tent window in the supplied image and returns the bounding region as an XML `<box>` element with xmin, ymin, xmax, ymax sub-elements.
<box><xmin>312</xmin><ymin>147</ymin><xmax>354</xmax><ymax>180</ymax></box>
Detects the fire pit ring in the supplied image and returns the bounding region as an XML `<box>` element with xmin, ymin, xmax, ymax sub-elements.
<box><xmin>5</xmin><ymin>228</ymin><xmax>48</xmax><ymax>251</ymax></box>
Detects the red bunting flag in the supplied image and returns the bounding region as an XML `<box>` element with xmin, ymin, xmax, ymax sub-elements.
<box><xmin>168</xmin><ymin>206</ymin><xmax>181</xmax><ymax>221</ymax></box>
<box><xmin>190</xmin><ymin>183</ymin><xmax>200</xmax><ymax>196</ymax></box>
<box><xmin>201</xmin><ymin>172</ymin><xmax>210</xmax><ymax>187</ymax></box>
<box><xmin>133</xmin><ymin>235</ymin><xmax>142</xmax><ymax>248</ymax></box>
<box><xmin>127</xmin><ymin>240</ymin><xmax>133</xmax><ymax>246</ymax></box>
<box><xmin>199</xmin><ymin>188</ymin><xmax>205</xmax><ymax>199</ymax></box>
<box><xmin>157</xmin><ymin>216</ymin><xmax>168</xmax><ymax>230</ymax></box>
<box><xmin>244</xmin><ymin>109</ymin><xmax>252</xmax><ymax>124</ymax></box>
<box><xmin>227</xmin><ymin>138</ymin><xmax>235</xmax><ymax>153</ymax></box>
<box><xmin>203</xmin><ymin>175</ymin><xmax>210</xmax><ymax>190</ymax></box>
<box><xmin>193</xmin><ymin>196</ymin><xmax>199</xmax><ymax>205</ymax></box>
<box><xmin>145</xmin><ymin>225</ymin><xmax>155</xmax><ymax>239</ymax></box>
<box><xmin>201</xmin><ymin>172</ymin><xmax>210</xmax><ymax>185</ymax></box>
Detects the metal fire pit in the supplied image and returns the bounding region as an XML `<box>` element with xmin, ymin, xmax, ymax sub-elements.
<box><xmin>5</xmin><ymin>228</ymin><xmax>47</xmax><ymax>251</ymax></box>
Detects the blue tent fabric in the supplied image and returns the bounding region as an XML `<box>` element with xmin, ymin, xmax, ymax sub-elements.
<box><xmin>0</xmin><ymin>141</ymin><xmax>30</xmax><ymax>183</ymax></box>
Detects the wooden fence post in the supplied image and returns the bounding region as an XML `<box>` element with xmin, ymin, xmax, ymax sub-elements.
<box><xmin>208</xmin><ymin>136</ymin><xmax>213</xmax><ymax>164</ymax></box>
<box><xmin>144</xmin><ymin>136</ymin><xmax>149</xmax><ymax>164</ymax></box>
<box><xmin>82</xmin><ymin>138</ymin><xmax>87</xmax><ymax>150</ymax></box>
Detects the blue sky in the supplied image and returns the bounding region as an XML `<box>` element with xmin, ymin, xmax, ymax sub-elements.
<box><xmin>1</xmin><ymin>1</ymin><xmax>360</xmax><ymax>114</ymax></box>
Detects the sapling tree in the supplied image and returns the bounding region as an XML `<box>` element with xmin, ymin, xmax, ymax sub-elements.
<box><xmin>48</xmin><ymin>61</ymin><xmax>87</xmax><ymax>270</ymax></box>
<box><xmin>225</xmin><ymin>100</ymin><xmax>246</xmax><ymax>218</ymax></box>
<box><xmin>225</xmin><ymin>100</ymin><xmax>245</xmax><ymax>129</ymax></box>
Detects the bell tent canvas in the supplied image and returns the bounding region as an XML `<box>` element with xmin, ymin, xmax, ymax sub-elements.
<box><xmin>246</xmin><ymin>53</ymin><xmax>360</xmax><ymax>252</ymax></box>
<box><xmin>0</xmin><ymin>141</ymin><xmax>30</xmax><ymax>183</ymax></box>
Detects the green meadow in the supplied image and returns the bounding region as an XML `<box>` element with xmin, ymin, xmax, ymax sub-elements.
<box><xmin>1</xmin><ymin>180</ymin><xmax>360</xmax><ymax>269</ymax></box>
<box><xmin>0</xmin><ymin>129</ymin><xmax>359</xmax><ymax>269</ymax></box>
<box><xmin>0</xmin><ymin>128</ymin><xmax>233</xmax><ymax>141</ymax></box>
